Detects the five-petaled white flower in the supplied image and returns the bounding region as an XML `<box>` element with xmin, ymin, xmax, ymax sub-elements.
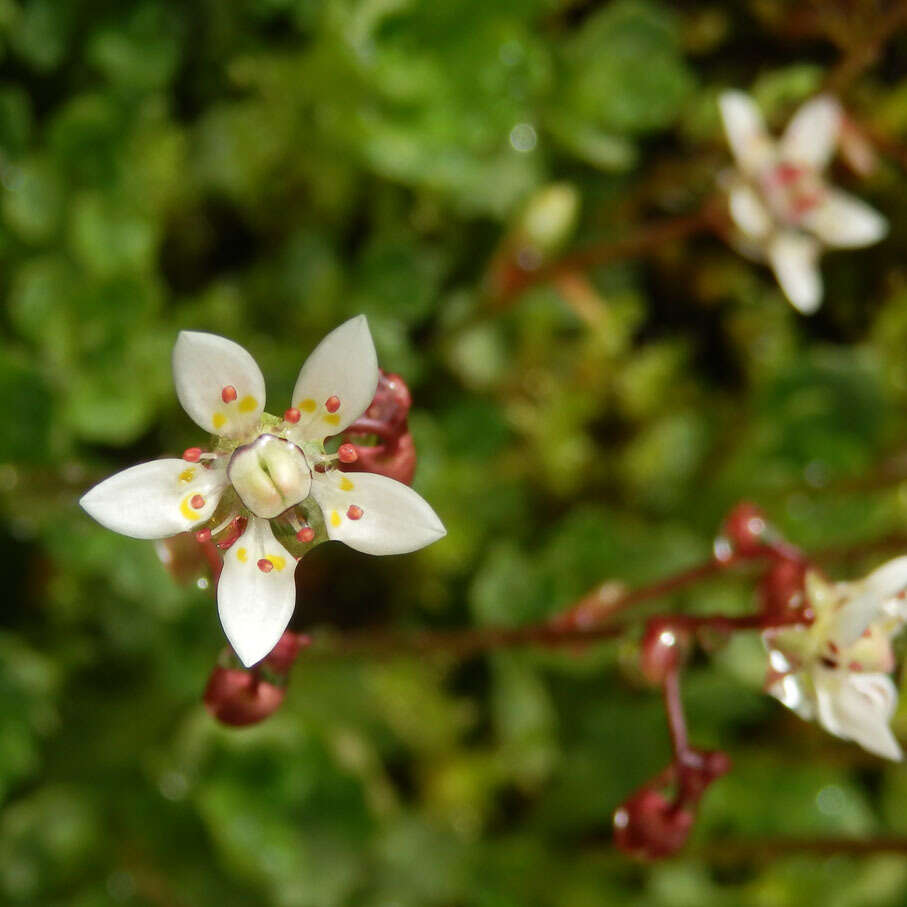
<box><xmin>80</xmin><ymin>316</ymin><xmax>446</xmax><ymax>667</ymax></box>
<box><xmin>763</xmin><ymin>557</ymin><xmax>907</xmax><ymax>760</ymax></box>
<box><xmin>718</xmin><ymin>90</ymin><xmax>887</xmax><ymax>313</ymax></box>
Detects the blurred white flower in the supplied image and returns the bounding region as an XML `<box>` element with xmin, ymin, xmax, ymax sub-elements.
<box><xmin>763</xmin><ymin>557</ymin><xmax>907</xmax><ymax>759</ymax></box>
<box><xmin>719</xmin><ymin>91</ymin><xmax>887</xmax><ymax>313</ymax></box>
<box><xmin>80</xmin><ymin>316</ymin><xmax>446</xmax><ymax>667</ymax></box>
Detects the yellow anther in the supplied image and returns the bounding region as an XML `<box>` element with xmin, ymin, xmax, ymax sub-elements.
<box><xmin>238</xmin><ymin>395</ymin><xmax>257</xmax><ymax>413</ymax></box>
<box><xmin>299</xmin><ymin>399</ymin><xmax>317</xmax><ymax>412</ymax></box>
<box><xmin>263</xmin><ymin>554</ymin><xmax>286</xmax><ymax>571</ymax></box>
<box><xmin>178</xmin><ymin>469</ymin><xmax>195</xmax><ymax>483</ymax></box>
<box><xmin>339</xmin><ymin>476</ymin><xmax>355</xmax><ymax>492</ymax></box>
<box><xmin>330</xmin><ymin>510</ymin><xmax>342</xmax><ymax>527</ymax></box>
<box><xmin>212</xmin><ymin>412</ymin><xmax>227</xmax><ymax>430</ymax></box>
<box><xmin>180</xmin><ymin>494</ymin><xmax>199</xmax><ymax>520</ymax></box>
<box><xmin>237</xmin><ymin>547</ymin><xmax>248</xmax><ymax>563</ymax></box>
<box><xmin>323</xmin><ymin>413</ymin><xmax>341</xmax><ymax>426</ymax></box>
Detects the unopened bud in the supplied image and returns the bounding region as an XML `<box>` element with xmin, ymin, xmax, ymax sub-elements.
<box><xmin>613</xmin><ymin>789</ymin><xmax>694</xmax><ymax>860</ymax></box>
<box><xmin>517</xmin><ymin>183</ymin><xmax>580</xmax><ymax>255</ymax></box>
<box><xmin>203</xmin><ymin>667</ymin><xmax>285</xmax><ymax>727</ymax></box>
<box><xmin>759</xmin><ymin>557</ymin><xmax>808</xmax><ymax>621</ymax></box>
<box><xmin>640</xmin><ymin>619</ymin><xmax>690</xmax><ymax>685</ymax></box>
<box><xmin>722</xmin><ymin>501</ymin><xmax>768</xmax><ymax>556</ymax></box>
<box><xmin>264</xmin><ymin>631</ymin><xmax>308</xmax><ymax>675</ymax></box>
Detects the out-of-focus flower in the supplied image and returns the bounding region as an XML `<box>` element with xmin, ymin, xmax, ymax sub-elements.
<box><xmin>763</xmin><ymin>557</ymin><xmax>907</xmax><ymax>759</ymax></box>
<box><xmin>718</xmin><ymin>91</ymin><xmax>887</xmax><ymax>313</ymax></box>
<box><xmin>80</xmin><ymin>317</ymin><xmax>446</xmax><ymax>667</ymax></box>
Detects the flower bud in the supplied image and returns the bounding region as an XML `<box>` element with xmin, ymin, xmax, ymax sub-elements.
<box><xmin>640</xmin><ymin>619</ymin><xmax>690</xmax><ymax>685</ymax></box>
<box><xmin>517</xmin><ymin>183</ymin><xmax>580</xmax><ymax>255</ymax></box>
<box><xmin>759</xmin><ymin>556</ymin><xmax>808</xmax><ymax>621</ymax></box>
<box><xmin>203</xmin><ymin>667</ymin><xmax>285</xmax><ymax>727</ymax></box>
<box><xmin>263</xmin><ymin>631</ymin><xmax>308</xmax><ymax>675</ymax></box>
<box><xmin>613</xmin><ymin>789</ymin><xmax>694</xmax><ymax>859</ymax></box>
<box><xmin>722</xmin><ymin>501</ymin><xmax>768</xmax><ymax>556</ymax></box>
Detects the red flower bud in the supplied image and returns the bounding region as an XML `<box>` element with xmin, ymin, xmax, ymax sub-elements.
<box><xmin>263</xmin><ymin>631</ymin><xmax>308</xmax><ymax>675</ymax></box>
<box><xmin>759</xmin><ymin>557</ymin><xmax>808</xmax><ymax>621</ymax></box>
<box><xmin>203</xmin><ymin>667</ymin><xmax>285</xmax><ymax>727</ymax></box>
<box><xmin>722</xmin><ymin>501</ymin><xmax>769</xmax><ymax>556</ymax></box>
<box><xmin>640</xmin><ymin>619</ymin><xmax>690</xmax><ymax>685</ymax></box>
<box><xmin>613</xmin><ymin>789</ymin><xmax>695</xmax><ymax>859</ymax></box>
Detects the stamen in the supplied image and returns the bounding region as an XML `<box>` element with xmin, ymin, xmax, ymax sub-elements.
<box><xmin>190</xmin><ymin>494</ymin><xmax>206</xmax><ymax>510</ymax></box>
<box><xmin>183</xmin><ymin>447</ymin><xmax>203</xmax><ymax>462</ymax></box>
<box><xmin>325</xmin><ymin>396</ymin><xmax>341</xmax><ymax>413</ymax></box>
<box><xmin>347</xmin><ymin>505</ymin><xmax>363</xmax><ymax>520</ymax></box>
<box><xmin>284</xmin><ymin>408</ymin><xmax>301</xmax><ymax>424</ymax></box>
<box><xmin>296</xmin><ymin>526</ymin><xmax>315</xmax><ymax>543</ymax></box>
<box><xmin>195</xmin><ymin>529</ymin><xmax>212</xmax><ymax>542</ymax></box>
<box><xmin>337</xmin><ymin>443</ymin><xmax>358</xmax><ymax>464</ymax></box>
<box><xmin>257</xmin><ymin>558</ymin><xmax>274</xmax><ymax>573</ymax></box>
<box><xmin>221</xmin><ymin>385</ymin><xmax>238</xmax><ymax>403</ymax></box>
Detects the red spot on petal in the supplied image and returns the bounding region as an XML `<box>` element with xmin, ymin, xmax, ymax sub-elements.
<box><xmin>828</xmin><ymin>641</ymin><xmax>839</xmax><ymax>654</ymax></box>
<box><xmin>337</xmin><ymin>443</ymin><xmax>358</xmax><ymax>464</ymax></box>
<box><xmin>325</xmin><ymin>395</ymin><xmax>341</xmax><ymax>413</ymax></box>
<box><xmin>195</xmin><ymin>529</ymin><xmax>212</xmax><ymax>543</ymax></box>
<box><xmin>347</xmin><ymin>505</ymin><xmax>363</xmax><ymax>520</ymax></box>
<box><xmin>190</xmin><ymin>494</ymin><xmax>205</xmax><ymax>509</ymax></box>
<box><xmin>296</xmin><ymin>526</ymin><xmax>315</xmax><ymax>543</ymax></box>
<box><xmin>183</xmin><ymin>447</ymin><xmax>202</xmax><ymax>462</ymax></box>
<box><xmin>284</xmin><ymin>408</ymin><xmax>301</xmax><ymax>424</ymax></box>
<box><xmin>257</xmin><ymin>558</ymin><xmax>274</xmax><ymax>573</ymax></box>
<box><xmin>774</xmin><ymin>162</ymin><xmax>804</xmax><ymax>185</ymax></box>
<box><xmin>221</xmin><ymin>385</ymin><xmax>238</xmax><ymax>403</ymax></box>
<box><xmin>848</xmin><ymin>661</ymin><xmax>863</xmax><ymax>672</ymax></box>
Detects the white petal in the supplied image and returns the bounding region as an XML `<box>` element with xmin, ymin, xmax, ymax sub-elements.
<box><xmin>172</xmin><ymin>331</ymin><xmax>266</xmax><ymax>438</ymax></box>
<box><xmin>767</xmin><ymin>231</ymin><xmax>823</xmax><ymax>313</ymax></box>
<box><xmin>780</xmin><ymin>95</ymin><xmax>841</xmax><ymax>170</ymax></box>
<box><xmin>289</xmin><ymin>316</ymin><xmax>379</xmax><ymax>443</ymax></box>
<box><xmin>310</xmin><ymin>470</ymin><xmax>445</xmax><ymax>556</ymax></box>
<box><xmin>835</xmin><ymin>556</ymin><xmax>907</xmax><ymax>645</ymax></box>
<box><xmin>815</xmin><ymin>668</ymin><xmax>902</xmax><ymax>760</ymax></box>
<box><xmin>728</xmin><ymin>183</ymin><xmax>773</xmax><ymax>240</ymax></box>
<box><xmin>217</xmin><ymin>517</ymin><xmax>298</xmax><ymax>667</ymax></box>
<box><xmin>767</xmin><ymin>672</ymin><xmax>816</xmax><ymax>720</ymax></box>
<box><xmin>718</xmin><ymin>91</ymin><xmax>775</xmax><ymax>175</ymax></box>
<box><xmin>80</xmin><ymin>459</ymin><xmax>227</xmax><ymax>540</ymax></box>
<box><xmin>801</xmin><ymin>189</ymin><xmax>887</xmax><ymax>248</ymax></box>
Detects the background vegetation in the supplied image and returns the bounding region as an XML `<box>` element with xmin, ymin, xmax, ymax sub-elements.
<box><xmin>4</xmin><ymin>0</ymin><xmax>907</xmax><ymax>903</ymax></box>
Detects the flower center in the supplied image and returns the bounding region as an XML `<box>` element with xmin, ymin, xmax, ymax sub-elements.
<box><xmin>760</xmin><ymin>162</ymin><xmax>826</xmax><ymax>226</ymax></box>
<box><xmin>228</xmin><ymin>434</ymin><xmax>312</xmax><ymax>519</ymax></box>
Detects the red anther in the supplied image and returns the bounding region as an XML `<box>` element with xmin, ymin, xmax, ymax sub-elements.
<box><xmin>346</xmin><ymin>505</ymin><xmax>363</xmax><ymax>521</ymax></box>
<box><xmin>848</xmin><ymin>661</ymin><xmax>862</xmax><ymax>672</ymax></box>
<box><xmin>257</xmin><ymin>558</ymin><xmax>274</xmax><ymax>573</ymax></box>
<box><xmin>723</xmin><ymin>501</ymin><xmax>768</xmax><ymax>556</ymax></box>
<box><xmin>337</xmin><ymin>443</ymin><xmax>358</xmax><ymax>464</ymax></box>
<box><xmin>190</xmin><ymin>494</ymin><xmax>206</xmax><ymax>510</ymax></box>
<box><xmin>195</xmin><ymin>529</ymin><xmax>212</xmax><ymax>543</ymax></box>
<box><xmin>284</xmin><ymin>408</ymin><xmax>301</xmax><ymax>424</ymax></box>
<box><xmin>296</xmin><ymin>526</ymin><xmax>315</xmax><ymax>543</ymax></box>
<box><xmin>221</xmin><ymin>385</ymin><xmax>238</xmax><ymax>403</ymax></box>
<box><xmin>325</xmin><ymin>395</ymin><xmax>341</xmax><ymax>413</ymax></box>
<box><xmin>828</xmin><ymin>642</ymin><xmax>839</xmax><ymax>654</ymax></box>
<box><xmin>183</xmin><ymin>447</ymin><xmax>202</xmax><ymax>462</ymax></box>
<box><xmin>774</xmin><ymin>162</ymin><xmax>804</xmax><ymax>185</ymax></box>
<box><xmin>792</xmin><ymin>192</ymin><xmax>822</xmax><ymax>215</ymax></box>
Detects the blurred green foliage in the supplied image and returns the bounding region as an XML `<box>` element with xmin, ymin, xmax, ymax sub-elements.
<box><xmin>2</xmin><ymin>0</ymin><xmax>907</xmax><ymax>903</ymax></box>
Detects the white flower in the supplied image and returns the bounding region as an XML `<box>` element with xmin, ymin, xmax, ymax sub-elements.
<box><xmin>763</xmin><ymin>557</ymin><xmax>907</xmax><ymax>760</ymax></box>
<box><xmin>80</xmin><ymin>316</ymin><xmax>446</xmax><ymax>667</ymax></box>
<box><xmin>718</xmin><ymin>90</ymin><xmax>887</xmax><ymax>313</ymax></box>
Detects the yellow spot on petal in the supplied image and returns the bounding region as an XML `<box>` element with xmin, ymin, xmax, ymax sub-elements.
<box><xmin>237</xmin><ymin>547</ymin><xmax>248</xmax><ymax>563</ymax></box>
<box><xmin>339</xmin><ymin>476</ymin><xmax>354</xmax><ymax>492</ymax></box>
<box><xmin>299</xmin><ymin>398</ymin><xmax>317</xmax><ymax>413</ymax></box>
<box><xmin>238</xmin><ymin>395</ymin><xmax>257</xmax><ymax>413</ymax></box>
<box><xmin>180</xmin><ymin>494</ymin><xmax>199</xmax><ymax>521</ymax></box>
<box><xmin>330</xmin><ymin>510</ymin><xmax>342</xmax><ymax>528</ymax></box>
<box><xmin>264</xmin><ymin>554</ymin><xmax>287</xmax><ymax>572</ymax></box>
<box><xmin>323</xmin><ymin>413</ymin><xmax>341</xmax><ymax>426</ymax></box>
<box><xmin>178</xmin><ymin>468</ymin><xmax>196</xmax><ymax>483</ymax></box>
<box><xmin>212</xmin><ymin>412</ymin><xmax>227</xmax><ymax>430</ymax></box>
